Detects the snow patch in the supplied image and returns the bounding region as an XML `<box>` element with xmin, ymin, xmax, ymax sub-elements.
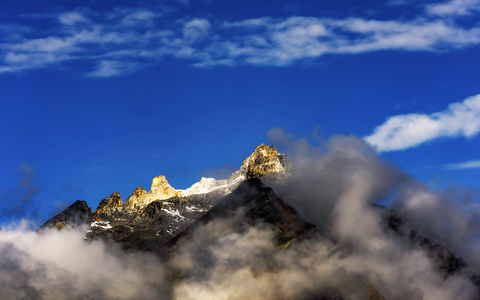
<box><xmin>161</xmin><ymin>207</ymin><xmax>185</xmax><ymax>220</ymax></box>
<box><xmin>91</xmin><ymin>221</ymin><xmax>112</xmax><ymax>229</ymax></box>
<box><xmin>186</xmin><ymin>205</ymin><xmax>206</xmax><ymax>212</ymax></box>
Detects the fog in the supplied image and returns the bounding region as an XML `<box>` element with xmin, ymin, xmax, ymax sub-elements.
<box><xmin>1</xmin><ymin>131</ymin><xmax>479</xmax><ymax>299</ymax></box>
<box><xmin>0</xmin><ymin>221</ymin><xmax>171</xmax><ymax>300</ymax></box>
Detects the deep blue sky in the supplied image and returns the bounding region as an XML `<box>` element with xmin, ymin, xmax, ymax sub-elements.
<box><xmin>2</xmin><ymin>0</ymin><xmax>480</xmax><ymax>226</ymax></box>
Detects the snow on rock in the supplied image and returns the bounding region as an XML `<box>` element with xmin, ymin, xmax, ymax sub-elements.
<box><xmin>120</xmin><ymin>144</ymin><xmax>287</xmax><ymax>213</ymax></box>
<box><xmin>91</xmin><ymin>221</ymin><xmax>113</xmax><ymax>230</ymax></box>
<box><xmin>161</xmin><ymin>207</ymin><xmax>185</xmax><ymax>220</ymax></box>
<box><xmin>185</xmin><ymin>205</ymin><xmax>205</xmax><ymax>212</ymax></box>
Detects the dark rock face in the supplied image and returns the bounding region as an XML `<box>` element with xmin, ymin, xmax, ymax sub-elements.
<box><xmin>164</xmin><ymin>178</ymin><xmax>316</xmax><ymax>255</ymax></box>
<box><xmin>204</xmin><ymin>178</ymin><xmax>315</xmax><ymax>244</ymax></box>
<box><xmin>39</xmin><ymin>178</ymin><xmax>314</xmax><ymax>255</ymax></box>
<box><xmin>84</xmin><ymin>191</ymin><xmax>223</xmax><ymax>253</ymax></box>
<box><xmin>38</xmin><ymin>179</ymin><xmax>480</xmax><ymax>300</ymax></box>
<box><xmin>39</xmin><ymin>200</ymin><xmax>94</xmax><ymax>231</ymax></box>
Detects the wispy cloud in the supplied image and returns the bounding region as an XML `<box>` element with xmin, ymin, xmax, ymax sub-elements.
<box><xmin>183</xmin><ymin>19</ymin><xmax>211</xmax><ymax>40</ymax></box>
<box><xmin>2</xmin><ymin>2</ymin><xmax>480</xmax><ymax>76</ymax></box>
<box><xmin>0</xmin><ymin>164</ymin><xmax>41</xmax><ymax>225</ymax></box>
<box><xmin>426</xmin><ymin>0</ymin><xmax>480</xmax><ymax>16</ymax></box>
<box><xmin>209</xmin><ymin>16</ymin><xmax>480</xmax><ymax>67</ymax></box>
<box><xmin>58</xmin><ymin>11</ymin><xmax>91</xmax><ymax>26</ymax></box>
<box><xmin>445</xmin><ymin>159</ymin><xmax>480</xmax><ymax>170</ymax></box>
<box><xmin>364</xmin><ymin>94</ymin><xmax>480</xmax><ymax>152</ymax></box>
<box><xmin>87</xmin><ymin>60</ymin><xmax>140</xmax><ymax>78</ymax></box>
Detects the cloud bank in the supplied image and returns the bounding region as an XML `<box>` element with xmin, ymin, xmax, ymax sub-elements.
<box><xmin>1</xmin><ymin>131</ymin><xmax>480</xmax><ymax>299</ymax></box>
<box><xmin>364</xmin><ymin>94</ymin><xmax>480</xmax><ymax>152</ymax></box>
<box><xmin>169</xmin><ymin>130</ymin><xmax>480</xmax><ymax>299</ymax></box>
<box><xmin>1</xmin><ymin>1</ymin><xmax>480</xmax><ymax>76</ymax></box>
<box><xmin>267</xmin><ymin>130</ymin><xmax>480</xmax><ymax>297</ymax></box>
<box><xmin>0</xmin><ymin>223</ymin><xmax>171</xmax><ymax>300</ymax></box>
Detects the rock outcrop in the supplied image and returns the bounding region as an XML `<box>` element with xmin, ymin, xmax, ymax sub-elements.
<box><xmin>39</xmin><ymin>200</ymin><xmax>94</xmax><ymax>231</ymax></box>
<box><xmin>124</xmin><ymin>144</ymin><xmax>288</xmax><ymax>213</ymax></box>
<box><xmin>238</xmin><ymin>144</ymin><xmax>288</xmax><ymax>179</ymax></box>
<box><xmin>94</xmin><ymin>192</ymin><xmax>123</xmax><ymax>220</ymax></box>
<box><xmin>148</xmin><ymin>175</ymin><xmax>182</xmax><ymax>201</ymax></box>
<box><xmin>124</xmin><ymin>186</ymin><xmax>148</xmax><ymax>211</ymax></box>
<box><xmin>40</xmin><ymin>143</ymin><xmax>292</xmax><ymax>250</ymax></box>
<box><xmin>122</xmin><ymin>144</ymin><xmax>289</xmax><ymax>212</ymax></box>
<box><xmin>123</xmin><ymin>177</ymin><xmax>181</xmax><ymax>212</ymax></box>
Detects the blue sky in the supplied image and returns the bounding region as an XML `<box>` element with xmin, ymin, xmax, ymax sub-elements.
<box><xmin>2</xmin><ymin>0</ymin><xmax>480</xmax><ymax>226</ymax></box>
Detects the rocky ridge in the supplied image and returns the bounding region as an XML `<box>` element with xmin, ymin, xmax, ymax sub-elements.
<box><xmin>39</xmin><ymin>200</ymin><xmax>95</xmax><ymax>231</ymax></box>
<box><xmin>107</xmin><ymin>143</ymin><xmax>288</xmax><ymax>214</ymax></box>
<box><xmin>237</xmin><ymin>143</ymin><xmax>289</xmax><ymax>180</ymax></box>
<box><xmin>40</xmin><ymin>144</ymin><xmax>289</xmax><ymax>248</ymax></box>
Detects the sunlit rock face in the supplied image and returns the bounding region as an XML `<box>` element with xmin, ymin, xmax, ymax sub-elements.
<box><xmin>41</xmin><ymin>144</ymin><xmax>293</xmax><ymax>246</ymax></box>
<box><xmin>123</xmin><ymin>186</ymin><xmax>148</xmax><ymax>211</ymax></box>
<box><xmin>94</xmin><ymin>192</ymin><xmax>123</xmax><ymax>219</ymax></box>
<box><xmin>122</xmin><ymin>144</ymin><xmax>289</xmax><ymax>212</ymax></box>
<box><xmin>150</xmin><ymin>175</ymin><xmax>181</xmax><ymax>199</ymax></box>
<box><xmin>38</xmin><ymin>144</ymin><xmax>292</xmax><ymax>250</ymax></box>
<box><xmin>37</xmin><ymin>144</ymin><xmax>291</xmax><ymax>250</ymax></box>
<box><xmin>123</xmin><ymin>177</ymin><xmax>180</xmax><ymax>212</ymax></box>
<box><xmin>236</xmin><ymin>143</ymin><xmax>289</xmax><ymax>180</ymax></box>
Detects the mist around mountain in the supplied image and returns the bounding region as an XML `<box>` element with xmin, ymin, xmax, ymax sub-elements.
<box><xmin>1</xmin><ymin>131</ymin><xmax>480</xmax><ymax>300</ymax></box>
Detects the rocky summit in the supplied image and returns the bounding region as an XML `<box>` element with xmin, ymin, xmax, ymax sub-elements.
<box><xmin>40</xmin><ymin>144</ymin><xmax>290</xmax><ymax>250</ymax></box>
<box><xmin>39</xmin><ymin>200</ymin><xmax>94</xmax><ymax>231</ymax></box>
<box><xmin>238</xmin><ymin>143</ymin><xmax>289</xmax><ymax>179</ymax></box>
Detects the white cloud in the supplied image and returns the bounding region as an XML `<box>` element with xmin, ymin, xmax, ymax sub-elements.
<box><xmin>426</xmin><ymin>0</ymin><xmax>480</xmax><ymax>16</ymax></box>
<box><xmin>194</xmin><ymin>16</ymin><xmax>480</xmax><ymax>67</ymax></box>
<box><xmin>331</xmin><ymin>18</ymin><xmax>480</xmax><ymax>51</ymax></box>
<box><xmin>446</xmin><ymin>159</ymin><xmax>480</xmax><ymax>170</ymax></box>
<box><xmin>107</xmin><ymin>8</ymin><xmax>158</xmax><ymax>27</ymax></box>
<box><xmin>87</xmin><ymin>60</ymin><xmax>139</xmax><ymax>78</ymax></box>
<box><xmin>364</xmin><ymin>94</ymin><xmax>480</xmax><ymax>152</ymax></box>
<box><xmin>2</xmin><ymin>2</ymin><xmax>480</xmax><ymax>76</ymax></box>
<box><xmin>0</xmin><ymin>226</ymin><xmax>171</xmax><ymax>299</ymax></box>
<box><xmin>58</xmin><ymin>11</ymin><xmax>90</xmax><ymax>26</ymax></box>
<box><xmin>183</xmin><ymin>19</ymin><xmax>211</xmax><ymax>40</ymax></box>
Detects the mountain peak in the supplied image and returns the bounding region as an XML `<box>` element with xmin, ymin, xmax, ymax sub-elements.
<box><xmin>239</xmin><ymin>144</ymin><xmax>289</xmax><ymax>180</ymax></box>
<box><xmin>150</xmin><ymin>175</ymin><xmax>179</xmax><ymax>198</ymax></box>
<box><xmin>124</xmin><ymin>186</ymin><xmax>148</xmax><ymax>211</ymax></box>
<box><xmin>45</xmin><ymin>144</ymin><xmax>289</xmax><ymax>224</ymax></box>
<box><xmin>94</xmin><ymin>191</ymin><xmax>123</xmax><ymax>219</ymax></box>
<box><xmin>119</xmin><ymin>144</ymin><xmax>289</xmax><ymax>212</ymax></box>
<box><xmin>39</xmin><ymin>200</ymin><xmax>94</xmax><ymax>231</ymax></box>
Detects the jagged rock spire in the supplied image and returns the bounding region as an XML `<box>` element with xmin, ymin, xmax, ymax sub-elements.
<box><xmin>94</xmin><ymin>192</ymin><xmax>123</xmax><ymax>219</ymax></box>
<box><xmin>124</xmin><ymin>186</ymin><xmax>148</xmax><ymax>211</ymax></box>
<box><xmin>150</xmin><ymin>175</ymin><xmax>180</xmax><ymax>199</ymax></box>
<box><xmin>237</xmin><ymin>144</ymin><xmax>288</xmax><ymax>180</ymax></box>
<box><xmin>112</xmin><ymin>144</ymin><xmax>289</xmax><ymax>214</ymax></box>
